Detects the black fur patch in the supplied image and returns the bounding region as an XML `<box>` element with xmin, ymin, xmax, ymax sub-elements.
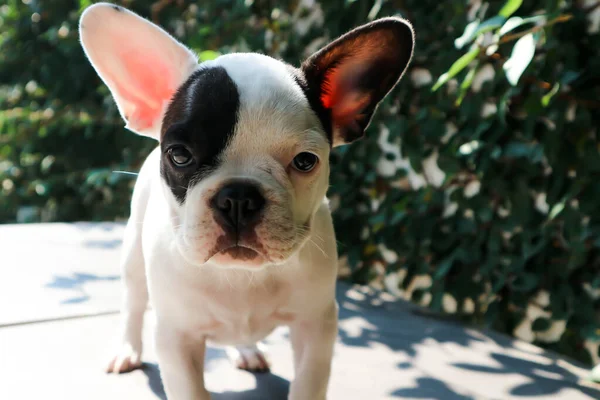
<box><xmin>160</xmin><ymin>67</ymin><xmax>240</xmax><ymax>203</ymax></box>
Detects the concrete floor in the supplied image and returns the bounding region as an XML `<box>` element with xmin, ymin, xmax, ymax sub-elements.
<box><xmin>1</xmin><ymin>222</ymin><xmax>599</xmax><ymax>399</ymax></box>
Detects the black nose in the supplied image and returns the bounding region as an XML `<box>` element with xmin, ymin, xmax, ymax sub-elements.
<box><xmin>212</xmin><ymin>182</ymin><xmax>265</xmax><ymax>230</ymax></box>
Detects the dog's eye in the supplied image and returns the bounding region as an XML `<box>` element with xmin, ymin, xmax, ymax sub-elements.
<box><xmin>292</xmin><ymin>152</ymin><xmax>319</xmax><ymax>172</ymax></box>
<box><xmin>168</xmin><ymin>146</ymin><xmax>194</xmax><ymax>167</ymax></box>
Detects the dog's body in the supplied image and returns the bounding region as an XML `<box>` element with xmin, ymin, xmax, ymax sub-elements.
<box><xmin>79</xmin><ymin>3</ymin><xmax>413</xmax><ymax>399</ymax></box>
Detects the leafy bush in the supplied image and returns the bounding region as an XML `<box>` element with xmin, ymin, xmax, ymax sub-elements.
<box><xmin>1</xmin><ymin>0</ymin><xmax>599</xmax><ymax>365</ymax></box>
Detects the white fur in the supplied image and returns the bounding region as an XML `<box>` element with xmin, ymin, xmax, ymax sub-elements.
<box><xmin>173</xmin><ymin>54</ymin><xmax>331</xmax><ymax>270</ymax></box>
<box><xmin>81</xmin><ymin>4</ymin><xmax>338</xmax><ymax>400</ymax></box>
<box><xmin>116</xmin><ymin>147</ymin><xmax>338</xmax><ymax>400</ymax></box>
<box><xmin>80</xmin><ymin>4</ymin><xmax>413</xmax><ymax>399</ymax></box>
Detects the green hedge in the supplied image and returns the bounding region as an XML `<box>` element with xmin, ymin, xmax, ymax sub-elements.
<box><xmin>1</xmin><ymin>0</ymin><xmax>599</xmax><ymax>365</ymax></box>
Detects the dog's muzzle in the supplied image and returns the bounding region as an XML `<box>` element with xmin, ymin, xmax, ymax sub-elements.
<box><xmin>206</xmin><ymin>180</ymin><xmax>268</xmax><ymax>265</ymax></box>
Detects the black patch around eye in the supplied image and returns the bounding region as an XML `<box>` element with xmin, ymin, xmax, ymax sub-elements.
<box><xmin>160</xmin><ymin>67</ymin><xmax>240</xmax><ymax>204</ymax></box>
<box><xmin>168</xmin><ymin>145</ymin><xmax>194</xmax><ymax>167</ymax></box>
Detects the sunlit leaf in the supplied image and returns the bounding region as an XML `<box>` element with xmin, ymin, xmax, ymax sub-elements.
<box><xmin>455</xmin><ymin>16</ymin><xmax>506</xmax><ymax>50</ymax></box>
<box><xmin>541</xmin><ymin>83</ymin><xmax>560</xmax><ymax>107</ymax></box>
<box><xmin>367</xmin><ymin>0</ymin><xmax>383</xmax><ymax>20</ymax></box>
<box><xmin>591</xmin><ymin>364</ymin><xmax>600</xmax><ymax>383</ymax></box>
<box><xmin>500</xmin><ymin>16</ymin><xmax>524</xmax><ymax>35</ymax></box>
<box><xmin>199</xmin><ymin>50</ymin><xmax>221</xmax><ymax>61</ymax></box>
<box><xmin>500</xmin><ymin>15</ymin><xmax>546</xmax><ymax>36</ymax></box>
<box><xmin>503</xmin><ymin>33</ymin><xmax>536</xmax><ymax>86</ymax></box>
<box><xmin>499</xmin><ymin>0</ymin><xmax>523</xmax><ymax>18</ymax></box>
<box><xmin>455</xmin><ymin>20</ymin><xmax>480</xmax><ymax>49</ymax></box>
<box><xmin>432</xmin><ymin>47</ymin><xmax>479</xmax><ymax>91</ymax></box>
<box><xmin>549</xmin><ymin>201</ymin><xmax>565</xmax><ymax>220</ymax></box>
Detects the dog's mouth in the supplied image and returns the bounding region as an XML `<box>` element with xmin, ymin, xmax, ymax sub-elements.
<box><xmin>204</xmin><ymin>241</ymin><xmax>267</xmax><ymax>266</ymax></box>
<box><xmin>219</xmin><ymin>245</ymin><xmax>260</xmax><ymax>261</ymax></box>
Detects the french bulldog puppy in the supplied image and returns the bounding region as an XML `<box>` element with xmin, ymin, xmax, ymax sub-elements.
<box><xmin>79</xmin><ymin>3</ymin><xmax>413</xmax><ymax>399</ymax></box>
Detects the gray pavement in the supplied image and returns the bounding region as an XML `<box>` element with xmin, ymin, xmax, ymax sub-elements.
<box><xmin>1</xmin><ymin>222</ymin><xmax>599</xmax><ymax>399</ymax></box>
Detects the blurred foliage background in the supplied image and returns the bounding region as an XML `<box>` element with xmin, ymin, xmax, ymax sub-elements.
<box><xmin>1</xmin><ymin>0</ymin><xmax>600</xmax><ymax>366</ymax></box>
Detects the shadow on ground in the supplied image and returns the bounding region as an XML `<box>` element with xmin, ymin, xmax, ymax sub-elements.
<box><xmin>132</xmin><ymin>282</ymin><xmax>600</xmax><ymax>399</ymax></box>
<box><xmin>141</xmin><ymin>363</ymin><xmax>290</xmax><ymax>400</ymax></box>
<box><xmin>44</xmin><ymin>263</ymin><xmax>598</xmax><ymax>399</ymax></box>
<box><xmin>334</xmin><ymin>282</ymin><xmax>600</xmax><ymax>399</ymax></box>
<box><xmin>73</xmin><ymin>222</ymin><xmax>125</xmax><ymax>232</ymax></box>
<box><xmin>453</xmin><ymin>352</ymin><xmax>598</xmax><ymax>398</ymax></box>
<box><xmin>391</xmin><ymin>377</ymin><xmax>474</xmax><ymax>399</ymax></box>
<box><xmin>82</xmin><ymin>239</ymin><xmax>123</xmax><ymax>249</ymax></box>
<box><xmin>45</xmin><ymin>272</ymin><xmax>119</xmax><ymax>304</ymax></box>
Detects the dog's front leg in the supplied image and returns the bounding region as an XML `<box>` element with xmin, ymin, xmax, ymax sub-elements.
<box><xmin>288</xmin><ymin>302</ymin><xmax>338</xmax><ymax>400</ymax></box>
<box><xmin>155</xmin><ymin>327</ymin><xmax>210</xmax><ymax>400</ymax></box>
<box><xmin>107</xmin><ymin>217</ymin><xmax>148</xmax><ymax>373</ymax></box>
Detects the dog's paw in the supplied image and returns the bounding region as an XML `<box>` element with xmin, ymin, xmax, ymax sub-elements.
<box><xmin>106</xmin><ymin>342</ymin><xmax>142</xmax><ymax>374</ymax></box>
<box><xmin>227</xmin><ymin>344</ymin><xmax>270</xmax><ymax>373</ymax></box>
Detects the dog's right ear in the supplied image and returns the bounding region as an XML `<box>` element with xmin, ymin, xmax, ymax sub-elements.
<box><xmin>79</xmin><ymin>3</ymin><xmax>198</xmax><ymax>140</ymax></box>
<box><xmin>301</xmin><ymin>18</ymin><xmax>414</xmax><ymax>147</ymax></box>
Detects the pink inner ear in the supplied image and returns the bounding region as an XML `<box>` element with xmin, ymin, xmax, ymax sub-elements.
<box><xmin>121</xmin><ymin>52</ymin><xmax>174</xmax><ymax>101</ymax></box>
<box><xmin>320</xmin><ymin>62</ymin><xmax>372</xmax><ymax>129</ymax></box>
<box><xmin>80</xmin><ymin>4</ymin><xmax>199</xmax><ymax>136</ymax></box>
<box><xmin>113</xmin><ymin>51</ymin><xmax>177</xmax><ymax>130</ymax></box>
<box><xmin>93</xmin><ymin>45</ymin><xmax>181</xmax><ymax>132</ymax></box>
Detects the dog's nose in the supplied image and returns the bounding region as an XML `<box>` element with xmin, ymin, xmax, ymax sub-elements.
<box><xmin>212</xmin><ymin>182</ymin><xmax>265</xmax><ymax>230</ymax></box>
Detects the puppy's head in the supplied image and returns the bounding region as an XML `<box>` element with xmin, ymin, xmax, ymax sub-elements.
<box><xmin>79</xmin><ymin>3</ymin><xmax>414</xmax><ymax>269</ymax></box>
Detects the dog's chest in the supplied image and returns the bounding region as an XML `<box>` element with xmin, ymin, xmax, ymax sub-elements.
<box><xmin>199</xmin><ymin>278</ymin><xmax>295</xmax><ymax>344</ymax></box>
<box><xmin>154</xmin><ymin>265</ymin><xmax>300</xmax><ymax>345</ymax></box>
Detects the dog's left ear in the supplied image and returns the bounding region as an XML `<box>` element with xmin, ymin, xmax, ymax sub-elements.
<box><xmin>301</xmin><ymin>18</ymin><xmax>414</xmax><ymax>147</ymax></box>
<box><xmin>79</xmin><ymin>3</ymin><xmax>198</xmax><ymax>139</ymax></box>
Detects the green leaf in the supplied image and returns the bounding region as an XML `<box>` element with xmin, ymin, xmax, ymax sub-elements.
<box><xmin>390</xmin><ymin>211</ymin><xmax>406</xmax><ymax>225</ymax></box>
<box><xmin>560</xmin><ymin>70</ymin><xmax>581</xmax><ymax>85</ymax></box>
<box><xmin>368</xmin><ymin>213</ymin><xmax>386</xmax><ymax>226</ymax></box>
<box><xmin>503</xmin><ymin>33</ymin><xmax>536</xmax><ymax>86</ymax></box>
<box><xmin>484</xmin><ymin>300</ymin><xmax>500</xmax><ymax>327</ymax></box>
<box><xmin>503</xmin><ymin>141</ymin><xmax>542</xmax><ymax>160</ymax></box>
<box><xmin>532</xmin><ymin>317</ymin><xmax>551</xmax><ymax>332</ymax></box>
<box><xmin>433</xmin><ymin>255</ymin><xmax>455</xmax><ymax>280</ymax></box>
<box><xmin>523</xmin><ymin>237</ymin><xmax>547</xmax><ymax>260</ymax></box>
<box><xmin>432</xmin><ymin>47</ymin><xmax>479</xmax><ymax>92</ymax></box>
<box><xmin>549</xmin><ymin>201</ymin><xmax>565</xmax><ymax>220</ymax></box>
<box><xmin>498</xmin><ymin>87</ymin><xmax>520</xmax><ymax>126</ymax></box>
<box><xmin>455</xmin><ymin>63</ymin><xmax>478</xmax><ymax>106</ymax></box>
<box><xmin>78</xmin><ymin>0</ymin><xmax>93</xmax><ymax>12</ymax></box>
<box><xmin>478</xmin><ymin>16</ymin><xmax>507</xmax><ymax>34</ymax></box>
<box><xmin>512</xmin><ymin>273</ymin><xmax>539</xmax><ymax>292</ymax></box>
<box><xmin>455</xmin><ymin>16</ymin><xmax>506</xmax><ymax>50</ymax></box>
<box><xmin>541</xmin><ymin>83</ymin><xmax>560</xmax><ymax>107</ymax></box>
<box><xmin>199</xmin><ymin>50</ymin><xmax>221</xmax><ymax>62</ymax></box>
<box><xmin>499</xmin><ymin>0</ymin><xmax>523</xmax><ymax>18</ymax></box>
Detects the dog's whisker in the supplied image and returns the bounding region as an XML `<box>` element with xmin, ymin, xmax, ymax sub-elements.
<box><xmin>307</xmin><ymin>238</ymin><xmax>327</xmax><ymax>258</ymax></box>
<box><xmin>112</xmin><ymin>170</ymin><xmax>139</xmax><ymax>176</ymax></box>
